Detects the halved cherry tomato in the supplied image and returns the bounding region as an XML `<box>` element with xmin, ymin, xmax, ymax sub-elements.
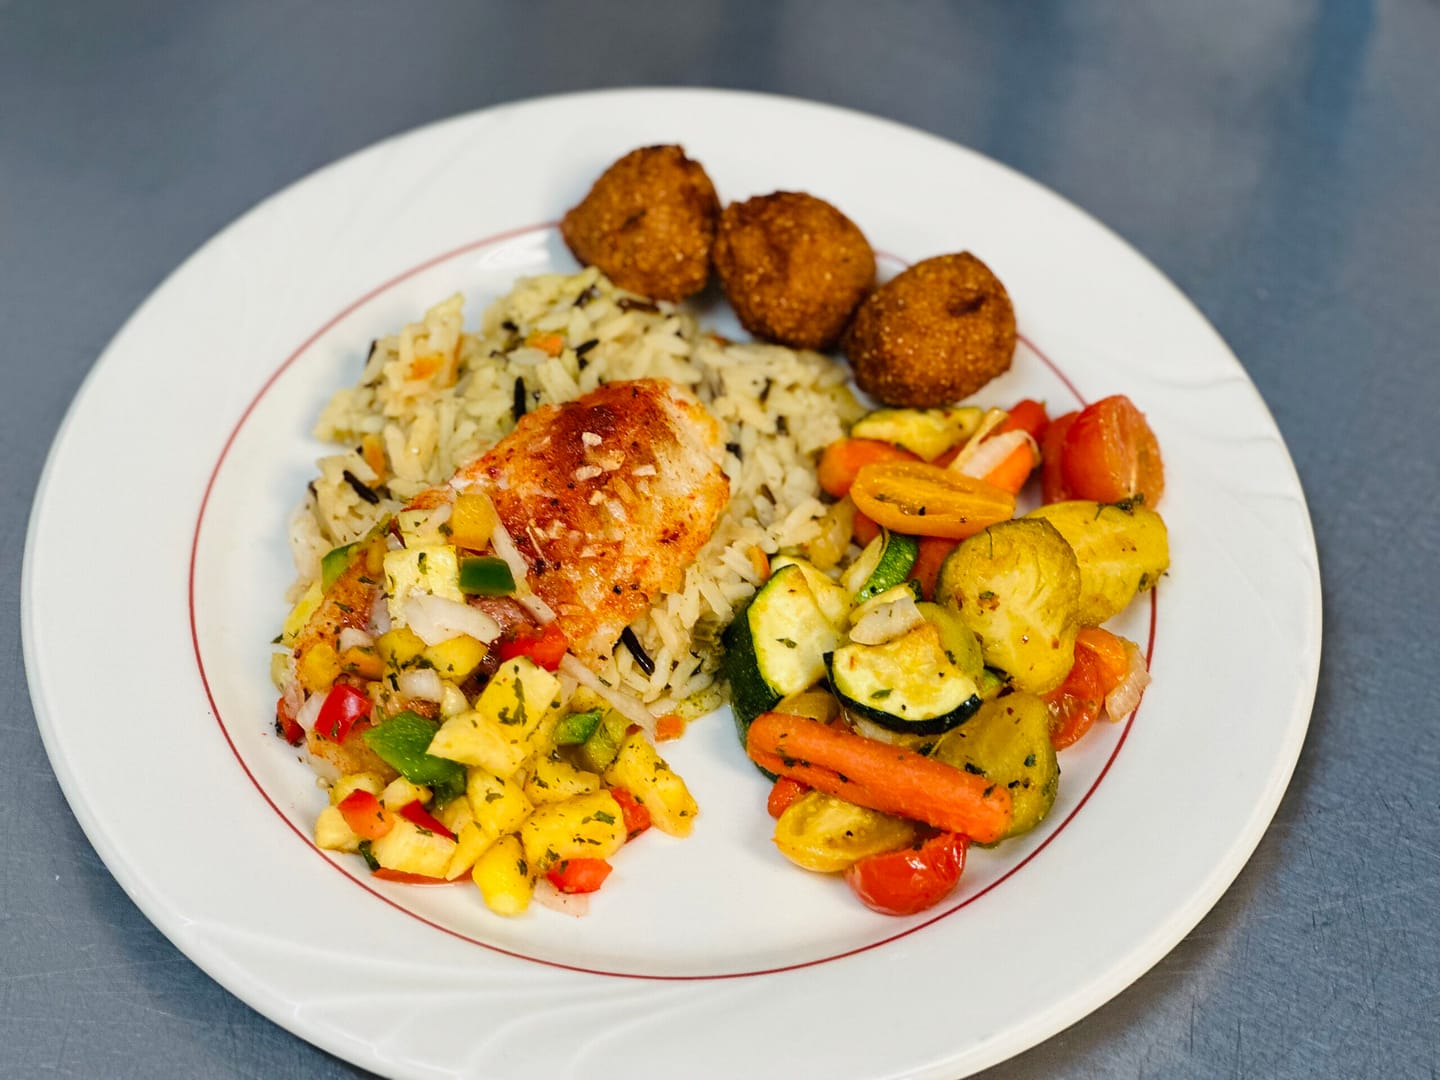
<box><xmin>996</xmin><ymin>398</ymin><xmax>1049</xmax><ymax>442</ymax></box>
<box><xmin>850</xmin><ymin>460</ymin><xmax>1015</xmax><ymax>540</ymax></box>
<box><xmin>1061</xmin><ymin>394</ymin><xmax>1164</xmax><ymax>506</ymax></box>
<box><xmin>767</xmin><ymin>775</ymin><xmax>810</xmax><ymax>818</ymax></box>
<box><xmin>497</xmin><ymin>623</ymin><xmax>569</xmax><ymax>671</ymax></box>
<box><xmin>1076</xmin><ymin>626</ymin><xmax>1129</xmax><ymax>686</ymax></box>
<box><xmin>843</xmin><ymin>832</ymin><xmax>969</xmax><ymax>916</ymax></box>
<box><xmin>337</xmin><ymin>789</ymin><xmax>395</xmax><ymax>841</ymax></box>
<box><xmin>398</xmin><ymin>800</ymin><xmax>455</xmax><ymax>841</ymax></box>
<box><xmin>1046</xmin><ymin>628</ymin><xmax>1134</xmax><ymax>749</ymax></box>
<box><xmin>1040</xmin><ymin>410</ymin><xmax>1078</xmax><ymax>504</ymax></box>
<box><xmin>313</xmin><ymin>682</ymin><xmax>372</xmax><ymax>743</ymax></box>
<box><xmin>817</xmin><ymin>439</ymin><xmax>920</xmax><ymax>499</ymax></box>
<box><xmin>546</xmin><ymin>857</ymin><xmax>613</xmax><ymax>894</ymax></box>
<box><xmin>609</xmin><ymin>787</ymin><xmax>651</xmax><ymax>839</ymax></box>
<box><xmin>910</xmin><ymin>536</ymin><xmax>960</xmax><ymax>601</ymax></box>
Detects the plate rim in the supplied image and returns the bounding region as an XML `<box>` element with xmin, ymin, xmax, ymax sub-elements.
<box><xmin>21</xmin><ymin>85</ymin><xmax>1323</xmax><ymax>1079</ymax></box>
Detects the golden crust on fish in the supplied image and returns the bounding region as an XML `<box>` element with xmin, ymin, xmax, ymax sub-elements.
<box><xmin>452</xmin><ymin>379</ymin><xmax>730</xmax><ymax>665</ymax></box>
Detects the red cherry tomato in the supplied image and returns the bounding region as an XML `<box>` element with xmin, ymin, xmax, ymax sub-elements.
<box><xmin>843</xmin><ymin>832</ymin><xmax>969</xmax><ymax>916</ymax></box>
<box><xmin>1044</xmin><ymin>644</ymin><xmax>1108</xmax><ymax>749</ymax></box>
<box><xmin>1060</xmin><ymin>395</ymin><xmax>1164</xmax><ymax>506</ymax></box>
<box><xmin>1040</xmin><ymin>411</ymin><xmax>1078</xmax><ymax>504</ymax></box>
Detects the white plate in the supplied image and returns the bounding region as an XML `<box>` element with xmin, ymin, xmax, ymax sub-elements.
<box><xmin>23</xmin><ymin>89</ymin><xmax>1320</xmax><ymax>1078</ymax></box>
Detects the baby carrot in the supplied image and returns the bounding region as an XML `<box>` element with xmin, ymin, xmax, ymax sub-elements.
<box><xmin>817</xmin><ymin>439</ymin><xmax>920</xmax><ymax>499</ymax></box>
<box><xmin>746</xmin><ymin>713</ymin><xmax>1013</xmax><ymax>843</ymax></box>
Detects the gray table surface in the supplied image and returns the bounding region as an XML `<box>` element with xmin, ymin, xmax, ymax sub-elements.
<box><xmin>5</xmin><ymin>2</ymin><xmax>1437</xmax><ymax>1077</ymax></box>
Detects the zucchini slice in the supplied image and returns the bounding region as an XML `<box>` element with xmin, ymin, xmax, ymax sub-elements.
<box><xmin>828</xmin><ymin>621</ymin><xmax>981</xmax><ymax>735</ymax></box>
<box><xmin>851</xmin><ymin>407</ymin><xmax>983</xmax><ymax>460</ymax></box>
<box><xmin>842</xmin><ymin>530</ymin><xmax>919</xmax><ymax>605</ymax></box>
<box><xmin>722</xmin><ymin>564</ymin><xmax>842</xmax><ymax>745</ymax></box>
<box><xmin>770</xmin><ymin>555</ymin><xmax>849</xmax><ymax>628</ymax></box>
<box><xmin>930</xmin><ymin>691</ymin><xmax>1059</xmax><ymax>841</ymax></box>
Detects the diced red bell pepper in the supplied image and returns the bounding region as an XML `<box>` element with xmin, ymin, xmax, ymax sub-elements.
<box><xmin>497</xmin><ymin>623</ymin><xmax>569</xmax><ymax>671</ymax></box>
<box><xmin>371</xmin><ymin>868</ymin><xmax>463</xmax><ymax>885</ymax></box>
<box><xmin>397</xmin><ymin>800</ymin><xmax>456</xmax><ymax>841</ymax></box>
<box><xmin>337</xmin><ymin>789</ymin><xmax>395</xmax><ymax>840</ymax></box>
<box><xmin>545</xmin><ymin>857</ymin><xmax>613</xmax><ymax>894</ymax></box>
<box><xmin>313</xmin><ymin>683</ymin><xmax>373</xmax><ymax>742</ymax></box>
<box><xmin>275</xmin><ymin>695</ymin><xmax>304</xmax><ymax>746</ymax></box>
<box><xmin>608</xmin><ymin>787</ymin><xmax>651</xmax><ymax>839</ymax></box>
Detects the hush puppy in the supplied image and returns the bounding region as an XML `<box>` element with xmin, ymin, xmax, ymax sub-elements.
<box><xmin>713</xmin><ymin>191</ymin><xmax>875</xmax><ymax>350</ymax></box>
<box><xmin>561</xmin><ymin>145</ymin><xmax>719</xmax><ymax>302</ymax></box>
<box><xmin>843</xmin><ymin>253</ymin><xmax>1015</xmax><ymax>406</ymax></box>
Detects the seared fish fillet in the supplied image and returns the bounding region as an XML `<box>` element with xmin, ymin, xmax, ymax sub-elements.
<box><xmin>452</xmin><ymin>379</ymin><xmax>730</xmax><ymax>666</ymax></box>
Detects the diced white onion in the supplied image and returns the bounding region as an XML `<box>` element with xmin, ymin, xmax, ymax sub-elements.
<box><xmin>398</xmin><ymin>668</ymin><xmax>445</xmax><ymax>703</ymax></box>
<box><xmin>955</xmin><ymin>429</ymin><xmax>1034</xmax><ymax>480</ymax></box>
<box><xmin>402</xmin><ymin>594</ymin><xmax>501</xmax><ymax>647</ymax></box>
<box><xmin>532</xmin><ymin>877</ymin><xmax>591</xmax><ymax>917</ymax></box>
<box><xmin>946</xmin><ymin>408</ymin><xmax>1010</xmax><ymax>473</ymax></box>
<box><xmin>338</xmin><ymin>627</ymin><xmax>373</xmax><ymax>653</ymax></box>
<box><xmin>490</xmin><ymin>519</ymin><xmax>557</xmax><ymax>624</ymax></box>
<box><xmin>1104</xmin><ymin>638</ymin><xmax>1152</xmax><ymax>721</ymax></box>
<box><xmin>849</xmin><ymin>596</ymin><xmax>925</xmax><ymax>645</ymax></box>
<box><xmin>559</xmin><ymin>654</ymin><xmax>657</xmax><ymax>740</ymax></box>
<box><xmin>440</xmin><ymin>681</ymin><xmax>469</xmax><ymax>718</ymax></box>
<box><xmin>296</xmin><ymin>691</ymin><xmax>325</xmax><ymax>733</ymax></box>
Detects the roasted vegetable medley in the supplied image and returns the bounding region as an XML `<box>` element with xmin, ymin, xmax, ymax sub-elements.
<box><xmin>724</xmin><ymin>393</ymin><xmax>1169</xmax><ymax>915</ymax></box>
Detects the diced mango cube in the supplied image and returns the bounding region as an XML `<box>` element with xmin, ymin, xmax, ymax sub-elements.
<box><xmin>314</xmin><ymin>806</ymin><xmax>361</xmax><ymax>853</ymax></box>
<box><xmin>383</xmin><ymin>544</ymin><xmax>462</xmax><ymax>622</ymax></box>
<box><xmin>421</xmin><ymin>634</ymin><xmax>487</xmax><ymax>681</ymax></box>
<box><xmin>472</xmin><ymin>834</ymin><xmax>533</xmax><ymax>916</ymax></box>
<box><xmin>524</xmin><ymin>755</ymin><xmax>601</xmax><ymax>805</ymax></box>
<box><xmin>329</xmin><ymin>772</ymin><xmax>385</xmax><ymax>806</ymax></box>
<box><xmin>428</xmin><ymin>659</ymin><xmax>559</xmax><ymax>775</ymax></box>
<box><xmin>519</xmin><ymin>790</ymin><xmax>627</xmax><ymax>871</ymax></box>
<box><xmin>450</xmin><ymin>492</ymin><xmax>499</xmax><ymax>551</ymax></box>
<box><xmin>370</xmin><ymin>817</ymin><xmax>456</xmax><ymax>878</ymax></box>
<box><xmin>381</xmin><ymin>776</ymin><xmax>430</xmax><ymax>810</ymax></box>
<box><xmin>377</xmin><ymin>626</ymin><xmax>427</xmax><ymax>670</ymax></box>
<box><xmin>466</xmin><ymin>768</ymin><xmax>533</xmax><ymax>837</ymax></box>
<box><xmin>603</xmin><ymin>730</ymin><xmax>698</xmax><ymax>837</ymax></box>
<box><xmin>445</xmin><ymin>821</ymin><xmax>495</xmax><ymax>880</ymax></box>
<box><xmin>297</xmin><ymin>641</ymin><xmax>340</xmax><ymax>694</ymax></box>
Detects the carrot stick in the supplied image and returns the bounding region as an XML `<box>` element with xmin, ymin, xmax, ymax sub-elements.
<box><xmin>995</xmin><ymin>398</ymin><xmax>1049</xmax><ymax>442</ymax></box>
<box><xmin>910</xmin><ymin>535</ymin><xmax>959</xmax><ymax>601</ymax></box>
<box><xmin>746</xmin><ymin>713</ymin><xmax>1013</xmax><ymax>843</ymax></box>
<box><xmin>852</xmin><ymin>508</ymin><xmax>881</xmax><ymax>547</ymax></box>
<box><xmin>818</xmin><ymin>439</ymin><xmax>919</xmax><ymax>499</ymax></box>
<box><xmin>982</xmin><ymin>441</ymin><xmax>1040</xmax><ymax>494</ymax></box>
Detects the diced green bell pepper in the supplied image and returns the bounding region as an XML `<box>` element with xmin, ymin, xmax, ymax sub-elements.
<box><xmin>321</xmin><ymin>542</ymin><xmax>357</xmax><ymax>591</ymax></box>
<box><xmin>458</xmin><ymin>556</ymin><xmax>516</xmax><ymax>596</ymax></box>
<box><xmin>362</xmin><ymin>711</ymin><xmax>466</xmax><ymax>803</ymax></box>
<box><xmin>552</xmin><ymin>709</ymin><xmax>604</xmax><ymax>746</ymax></box>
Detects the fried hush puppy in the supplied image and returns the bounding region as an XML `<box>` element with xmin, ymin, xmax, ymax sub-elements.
<box><xmin>713</xmin><ymin>191</ymin><xmax>876</xmax><ymax>350</ymax></box>
<box><xmin>843</xmin><ymin>252</ymin><xmax>1016</xmax><ymax>407</ymax></box>
<box><xmin>561</xmin><ymin>145</ymin><xmax>720</xmax><ymax>302</ymax></box>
